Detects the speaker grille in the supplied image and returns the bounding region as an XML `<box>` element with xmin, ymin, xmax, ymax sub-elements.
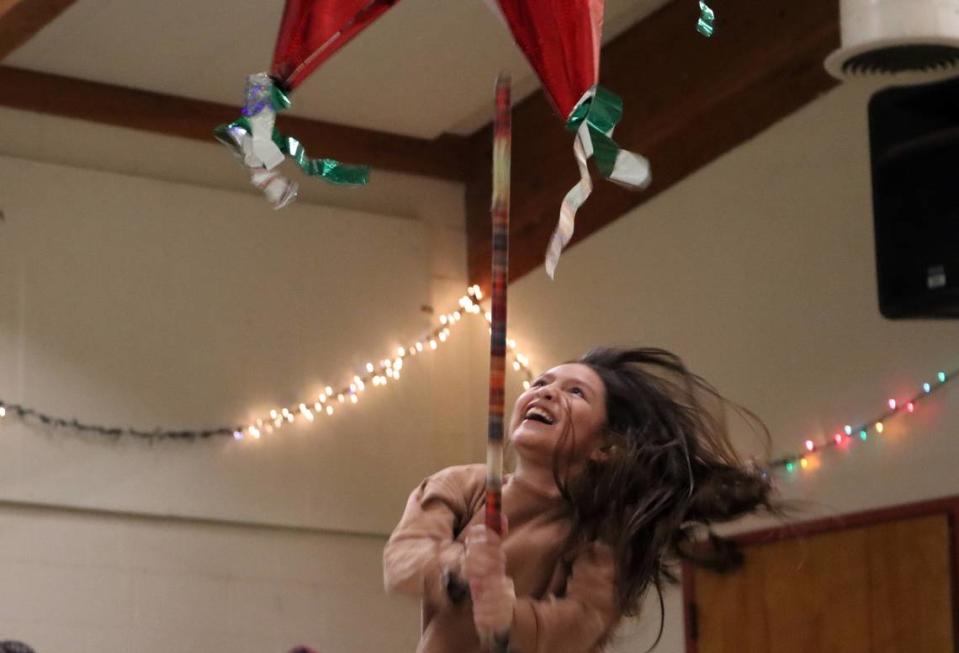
<box><xmin>842</xmin><ymin>45</ymin><xmax>959</xmax><ymax>75</ymax></box>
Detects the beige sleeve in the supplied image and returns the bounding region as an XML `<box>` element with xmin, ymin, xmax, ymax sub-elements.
<box><xmin>509</xmin><ymin>543</ymin><xmax>620</xmax><ymax>653</ymax></box>
<box><xmin>382</xmin><ymin>467</ymin><xmax>479</xmax><ymax>610</ymax></box>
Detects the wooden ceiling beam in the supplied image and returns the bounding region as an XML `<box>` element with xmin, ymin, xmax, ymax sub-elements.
<box><xmin>0</xmin><ymin>65</ymin><xmax>471</xmax><ymax>181</ymax></box>
<box><xmin>0</xmin><ymin>0</ymin><xmax>76</xmax><ymax>60</ymax></box>
<box><xmin>465</xmin><ymin>0</ymin><xmax>841</xmax><ymax>288</ymax></box>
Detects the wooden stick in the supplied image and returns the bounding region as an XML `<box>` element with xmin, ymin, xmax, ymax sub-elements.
<box><xmin>485</xmin><ymin>72</ymin><xmax>512</xmax><ymax>653</ymax></box>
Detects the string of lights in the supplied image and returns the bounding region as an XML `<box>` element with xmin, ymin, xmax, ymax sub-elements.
<box><xmin>770</xmin><ymin>367</ymin><xmax>956</xmax><ymax>474</ymax></box>
<box><xmin>0</xmin><ymin>290</ymin><xmax>953</xmax><ymax>476</ymax></box>
<box><xmin>0</xmin><ymin>285</ymin><xmax>538</xmax><ymax>443</ymax></box>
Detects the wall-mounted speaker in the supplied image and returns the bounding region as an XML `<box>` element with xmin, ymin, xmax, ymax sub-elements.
<box><xmin>869</xmin><ymin>75</ymin><xmax>959</xmax><ymax>318</ymax></box>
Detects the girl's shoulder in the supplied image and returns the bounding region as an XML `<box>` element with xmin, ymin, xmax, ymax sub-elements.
<box><xmin>417</xmin><ymin>464</ymin><xmax>487</xmax><ymax>518</ymax></box>
<box><xmin>424</xmin><ymin>463</ymin><xmax>486</xmax><ymax>494</ymax></box>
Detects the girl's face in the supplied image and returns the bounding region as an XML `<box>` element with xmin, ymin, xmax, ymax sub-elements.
<box><xmin>509</xmin><ymin>363</ymin><xmax>608</xmax><ymax>464</ymax></box>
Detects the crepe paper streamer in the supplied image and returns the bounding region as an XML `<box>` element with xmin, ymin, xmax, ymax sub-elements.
<box><xmin>485</xmin><ymin>73</ymin><xmax>512</xmax><ymax>653</ymax></box>
<box><xmin>697</xmin><ymin>1</ymin><xmax>716</xmax><ymax>37</ymax></box>
<box><xmin>214</xmin><ymin>74</ymin><xmax>369</xmax><ymax>208</ymax></box>
<box><xmin>544</xmin><ymin>85</ymin><xmax>650</xmax><ymax>278</ymax></box>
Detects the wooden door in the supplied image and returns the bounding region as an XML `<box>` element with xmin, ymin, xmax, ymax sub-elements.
<box><xmin>690</xmin><ymin>514</ymin><xmax>955</xmax><ymax>653</ymax></box>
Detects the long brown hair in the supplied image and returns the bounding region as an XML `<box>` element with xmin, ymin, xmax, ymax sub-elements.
<box><xmin>553</xmin><ymin>347</ymin><xmax>774</xmax><ymax>635</ymax></box>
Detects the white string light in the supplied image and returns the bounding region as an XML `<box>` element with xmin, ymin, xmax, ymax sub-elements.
<box><xmin>0</xmin><ymin>284</ymin><xmax>538</xmax><ymax>443</ymax></box>
<box><xmin>233</xmin><ymin>285</ymin><xmax>536</xmax><ymax>442</ymax></box>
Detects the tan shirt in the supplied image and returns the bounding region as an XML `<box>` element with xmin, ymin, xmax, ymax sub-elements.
<box><xmin>384</xmin><ymin>464</ymin><xmax>619</xmax><ymax>653</ymax></box>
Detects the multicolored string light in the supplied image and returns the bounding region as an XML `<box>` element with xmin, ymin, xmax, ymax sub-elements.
<box><xmin>0</xmin><ymin>285</ymin><xmax>537</xmax><ymax>442</ymax></box>
<box><xmin>772</xmin><ymin>368</ymin><xmax>956</xmax><ymax>475</ymax></box>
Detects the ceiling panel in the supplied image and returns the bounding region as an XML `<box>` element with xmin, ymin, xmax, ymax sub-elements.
<box><xmin>7</xmin><ymin>0</ymin><xmax>671</xmax><ymax>138</ymax></box>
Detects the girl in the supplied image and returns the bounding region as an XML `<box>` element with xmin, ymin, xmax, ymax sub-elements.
<box><xmin>384</xmin><ymin>347</ymin><xmax>773</xmax><ymax>652</ymax></box>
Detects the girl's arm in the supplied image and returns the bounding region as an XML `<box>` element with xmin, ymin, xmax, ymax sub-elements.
<box><xmin>383</xmin><ymin>466</ymin><xmax>481</xmax><ymax>610</ymax></box>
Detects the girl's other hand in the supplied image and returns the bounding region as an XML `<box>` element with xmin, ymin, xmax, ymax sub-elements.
<box><xmin>471</xmin><ymin>574</ymin><xmax>515</xmax><ymax>634</ymax></box>
<box><xmin>464</xmin><ymin>519</ymin><xmax>514</xmax><ymax>635</ymax></box>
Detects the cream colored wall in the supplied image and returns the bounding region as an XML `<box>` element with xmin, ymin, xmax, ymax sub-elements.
<box><xmin>0</xmin><ymin>502</ymin><xmax>420</xmax><ymax>652</ymax></box>
<box><xmin>0</xmin><ymin>108</ymin><xmax>480</xmax><ymax>651</ymax></box>
<box><xmin>502</xmin><ymin>79</ymin><xmax>959</xmax><ymax>652</ymax></box>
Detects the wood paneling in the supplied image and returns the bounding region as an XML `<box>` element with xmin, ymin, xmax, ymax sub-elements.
<box><xmin>691</xmin><ymin>515</ymin><xmax>954</xmax><ymax>653</ymax></box>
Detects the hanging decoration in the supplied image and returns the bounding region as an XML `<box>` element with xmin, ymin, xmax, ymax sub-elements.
<box><xmin>214</xmin><ymin>74</ymin><xmax>369</xmax><ymax>208</ymax></box>
<box><xmin>214</xmin><ymin>0</ymin><xmax>713</xmax><ymax>256</ymax></box>
<box><xmin>214</xmin><ymin>0</ymin><xmax>392</xmax><ymax>206</ymax></box>
<box><xmin>487</xmin><ymin>0</ymin><xmax>648</xmax><ymax>277</ymax></box>
<box><xmin>486</xmin><ymin>0</ymin><xmax>715</xmax><ymax>276</ymax></box>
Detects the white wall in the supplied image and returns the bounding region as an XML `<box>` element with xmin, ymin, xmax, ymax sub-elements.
<box><xmin>0</xmin><ymin>502</ymin><xmax>419</xmax><ymax>653</ymax></box>
<box><xmin>0</xmin><ymin>108</ymin><xmax>479</xmax><ymax>651</ymax></box>
<box><xmin>502</xmin><ymin>79</ymin><xmax>959</xmax><ymax>652</ymax></box>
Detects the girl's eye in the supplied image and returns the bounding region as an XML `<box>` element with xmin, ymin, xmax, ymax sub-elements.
<box><xmin>569</xmin><ymin>387</ymin><xmax>585</xmax><ymax>397</ymax></box>
<box><xmin>531</xmin><ymin>379</ymin><xmax>546</xmax><ymax>387</ymax></box>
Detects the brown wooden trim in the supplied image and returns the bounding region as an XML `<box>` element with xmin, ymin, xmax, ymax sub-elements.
<box><xmin>0</xmin><ymin>65</ymin><xmax>470</xmax><ymax>182</ymax></box>
<box><xmin>0</xmin><ymin>0</ymin><xmax>77</xmax><ymax>60</ymax></box>
<box><xmin>728</xmin><ymin>495</ymin><xmax>959</xmax><ymax>547</ymax></box>
<box><xmin>682</xmin><ymin>495</ymin><xmax>959</xmax><ymax>653</ymax></box>
<box><xmin>465</xmin><ymin>0</ymin><xmax>840</xmax><ymax>289</ymax></box>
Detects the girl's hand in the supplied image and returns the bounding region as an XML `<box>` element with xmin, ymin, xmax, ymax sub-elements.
<box><xmin>464</xmin><ymin>519</ymin><xmax>513</xmax><ymax>634</ymax></box>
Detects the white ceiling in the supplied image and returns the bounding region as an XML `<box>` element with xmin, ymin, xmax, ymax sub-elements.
<box><xmin>7</xmin><ymin>0</ymin><xmax>670</xmax><ymax>139</ymax></box>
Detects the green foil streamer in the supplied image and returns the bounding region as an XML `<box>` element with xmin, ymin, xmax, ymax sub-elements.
<box><xmin>282</xmin><ymin>135</ymin><xmax>369</xmax><ymax>185</ymax></box>
<box><xmin>697</xmin><ymin>1</ymin><xmax>715</xmax><ymax>37</ymax></box>
<box><xmin>565</xmin><ymin>85</ymin><xmax>627</xmax><ymax>180</ymax></box>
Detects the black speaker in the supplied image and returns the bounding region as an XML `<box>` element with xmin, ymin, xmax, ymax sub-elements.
<box><xmin>869</xmin><ymin>75</ymin><xmax>959</xmax><ymax>318</ymax></box>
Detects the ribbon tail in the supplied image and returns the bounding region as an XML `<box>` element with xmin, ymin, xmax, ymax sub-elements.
<box><xmin>283</xmin><ymin>137</ymin><xmax>371</xmax><ymax>186</ymax></box>
<box><xmin>608</xmin><ymin>148</ymin><xmax>652</xmax><ymax>189</ymax></box>
<box><xmin>589</xmin><ymin>128</ymin><xmax>652</xmax><ymax>189</ymax></box>
<box><xmin>545</xmin><ymin>124</ymin><xmax>593</xmax><ymax>279</ymax></box>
